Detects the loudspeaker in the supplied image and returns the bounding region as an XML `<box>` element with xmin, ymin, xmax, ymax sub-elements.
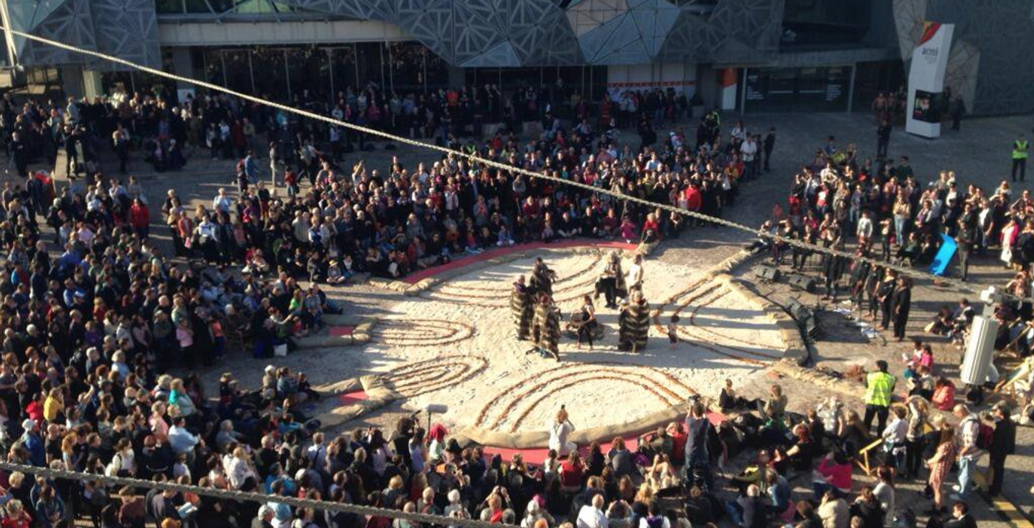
<box><xmin>786</xmin><ymin>297</ymin><xmax>809</xmax><ymax>320</ymax></box>
<box><xmin>753</xmin><ymin>265</ymin><xmax>781</xmax><ymax>282</ymax></box>
<box><xmin>787</xmin><ymin>297</ymin><xmax>821</xmax><ymax>339</ymax></box>
<box><xmin>786</xmin><ymin>273</ymin><xmax>817</xmax><ymax>293</ymax></box>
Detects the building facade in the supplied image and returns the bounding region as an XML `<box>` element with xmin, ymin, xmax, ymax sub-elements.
<box><xmin>2</xmin><ymin>0</ymin><xmax>1033</xmax><ymax>115</ymax></box>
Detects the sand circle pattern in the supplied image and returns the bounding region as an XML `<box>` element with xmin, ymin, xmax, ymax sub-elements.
<box><xmin>474</xmin><ymin>362</ymin><xmax>697</xmax><ymax>434</ymax></box>
<box><xmin>371</xmin><ymin>319</ymin><xmax>476</xmax><ymax>347</ymax></box>
<box><xmin>364</xmin><ymin>251</ymin><xmax>786</xmax><ymax>435</ymax></box>
<box><xmin>386</xmin><ymin>355</ymin><xmax>489</xmax><ymax>397</ymax></box>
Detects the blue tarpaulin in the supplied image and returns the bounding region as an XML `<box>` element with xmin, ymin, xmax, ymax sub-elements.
<box><xmin>929</xmin><ymin>233</ymin><xmax>957</xmax><ymax>276</ymax></box>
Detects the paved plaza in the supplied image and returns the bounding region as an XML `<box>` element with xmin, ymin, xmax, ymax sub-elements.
<box><xmin>21</xmin><ymin>109</ymin><xmax>1034</xmax><ymax>527</ymax></box>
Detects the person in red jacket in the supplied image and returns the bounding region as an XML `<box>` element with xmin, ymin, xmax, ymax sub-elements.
<box><xmin>683</xmin><ymin>184</ymin><xmax>702</xmax><ymax>227</ymax></box>
<box><xmin>129</xmin><ymin>198</ymin><xmax>150</xmax><ymax>239</ymax></box>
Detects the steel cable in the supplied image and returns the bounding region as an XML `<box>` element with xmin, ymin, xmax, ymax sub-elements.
<box><xmin>0</xmin><ymin>26</ymin><xmax>1021</xmax><ymax>303</ymax></box>
<box><xmin>0</xmin><ymin>460</ymin><xmax>499</xmax><ymax>528</ymax></box>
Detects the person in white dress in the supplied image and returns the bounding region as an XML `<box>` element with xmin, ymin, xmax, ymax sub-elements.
<box><xmin>626</xmin><ymin>255</ymin><xmax>644</xmax><ymax>294</ymax></box>
<box><xmin>548</xmin><ymin>407</ymin><xmax>576</xmax><ymax>456</ymax></box>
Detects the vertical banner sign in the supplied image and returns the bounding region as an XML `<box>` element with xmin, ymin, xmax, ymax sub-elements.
<box><xmin>906</xmin><ymin>22</ymin><xmax>954</xmax><ymax>138</ymax></box>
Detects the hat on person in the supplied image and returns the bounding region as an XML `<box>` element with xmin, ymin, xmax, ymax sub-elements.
<box><xmin>21</xmin><ymin>419</ymin><xmax>36</xmax><ymax>431</ymax></box>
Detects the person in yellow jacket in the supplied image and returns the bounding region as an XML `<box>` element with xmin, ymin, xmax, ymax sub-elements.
<box><xmin>43</xmin><ymin>388</ymin><xmax>65</xmax><ymax>423</ymax></box>
<box><xmin>1012</xmin><ymin>133</ymin><xmax>1028</xmax><ymax>183</ymax></box>
<box><xmin>864</xmin><ymin>359</ymin><xmax>896</xmax><ymax>434</ymax></box>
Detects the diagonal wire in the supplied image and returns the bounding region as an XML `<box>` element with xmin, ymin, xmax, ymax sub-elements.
<box><xmin>0</xmin><ymin>25</ymin><xmax>1022</xmax><ymax>303</ymax></box>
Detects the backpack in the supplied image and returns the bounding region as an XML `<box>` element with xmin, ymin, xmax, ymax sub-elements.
<box><xmin>976</xmin><ymin>422</ymin><xmax>994</xmax><ymax>450</ymax></box>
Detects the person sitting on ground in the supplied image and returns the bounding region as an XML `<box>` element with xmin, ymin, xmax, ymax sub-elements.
<box><xmin>813</xmin><ymin>451</ymin><xmax>853</xmax><ymax>498</ymax></box>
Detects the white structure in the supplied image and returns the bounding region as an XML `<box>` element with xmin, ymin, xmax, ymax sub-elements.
<box><xmin>905</xmin><ymin>22</ymin><xmax>954</xmax><ymax>138</ymax></box>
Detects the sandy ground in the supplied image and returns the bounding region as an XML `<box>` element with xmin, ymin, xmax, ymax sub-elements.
<box><xmin>338</xmin><ymin>249</ymin><xmax>786</xmax><ymax>435</ymax></box>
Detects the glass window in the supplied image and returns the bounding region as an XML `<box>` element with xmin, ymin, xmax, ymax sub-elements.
<box><xmin>389</xmin><ymin>42</ymin><xmax>426</xmax><ymax>96</ymax></box>
<box><xmin>781</xmin><ymin>0</ymin><xmax>871</xmax><ymax>47</ymax></box>
<box><xmin>233</xmin><ymin>0</ymin><xmax>276</xmax><ymax>13</ymax></box>
<box><xmin>285</xmin><ymin>47</ymin><xmax>330</xmax><ymax>107</ymax></box>
<box><xmin>852</xmin><ymin>60</ymin><xmax>903</xmax><ymax>111</ymax></box>
<box><xmin>251</xmin><ymin>48</ymin><xmax>287</xmax><ymax>102</ymax></box>
<box><xmin>355</xmin><ymin>42</ymin><xmax>384</xmax><ymax>90</ymax></box>
<box><xmin>330</xmin><ymin>46</ymin><xmax>358</xmax><ymax>101</ymax></box>
<box><xmin>744</xmin><ymin>66</ymin><xmax>850</xmax><ymax>113</ymax></box>
<box><xmin>223</xmin><ymin>49</ymin><xmax>252</xmax><ymax>94</ymax></box>
<box><xmin>190</xmin><ymin>49</ymin><xmax>206</xmax><ymax>81</ymax></box>
<box><xmin>424</xmin><ymin>49</ymin><xmax>449</xmax><ymax>94</ymax></box>
<box><xmin>208</xmin><ymin>0</ymin><xmax>235</xmax><ymax>12</ymax></box>
<box><xmin>203</xmin><ymin>49</ymin><xmax>225</xmax><ymax>88</ymax></box>
<box><xmin>588</xmin><ymin>65</ymin><xmax>607</xmax><ymax>106</ymax></box>
<box><xmin>156</xmin><ymin>0</ymin><xmax>184</xmax><ymax>14</ymax></box>
<box><xmin>184</xmin><ymin>0</ymin><xmax>211</xmax><ymax>13</ymax></box>
<box><xmin>499</xmin><ymin>68</ymin><xmax>535</xmax><ymax>101</ymax></box>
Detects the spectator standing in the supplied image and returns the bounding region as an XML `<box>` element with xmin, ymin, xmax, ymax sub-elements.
<box><xmin>876</xmin><ymin>119</ymin><xmax>891</xmax><ymax>160</ymax></box>
<box><xmin>950</xmin><ymin>96</ymin><xmax>966</xmax><ymax>131</ymax></box>
<box><xmin>863</xmin><ymin>360</ymin><xmax>896</xmax><ymax>434</ymax></box>
<box><xmin>890</xmin><ymin>277</ymin><xmax>912</xmax><ymax>341</ymax></box>
<box><xmin>1013</xmin><ymin>133</ymin><xmax>1029</xmax><ymax>182</ymax></box>
<box><xmin>684</xmin><ymin>402</ymin><xmax>715</xmax><ymax>492</ymax></box>
<box><xmin>986</xmin><ymin>402</ymin><xmax>1015</xmax><ymax>497</ymax></box>
<box><xmin>113</xmin><ymin>129</ymin><xmax>129</xmax><ymax>174</ymax></box>
<box><xmin>740</xmin><ymin>134</ymin><xmax>758</xmax><ymax>180</ymax></box>
<box><xmin>951</xmin><ymin>404</ymin><xmax>982</xmax><ymax>501</ymax></box>
<box><xmin>927</xmin><ymin>420</ymin><xmax>957</xmax><ymax>515</ymax></box>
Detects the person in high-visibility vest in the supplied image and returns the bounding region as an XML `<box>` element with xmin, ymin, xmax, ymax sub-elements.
<box><xmin>1012</xmin><ymin>133</ymin><xmax>1029</xmax><ymax>183</ymax></box>
<box><xmin>864</xmin><ymin>359</ymin><xmax>896</xmax><ymax>434</ymax></box>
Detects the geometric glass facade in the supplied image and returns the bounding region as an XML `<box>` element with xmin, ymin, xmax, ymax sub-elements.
<box><xmin>5</xmin><ymin>0</ymin><xmax>1034</xmax><ymax>115</ymax></box>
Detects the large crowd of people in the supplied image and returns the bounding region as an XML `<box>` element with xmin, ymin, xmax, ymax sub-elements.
<box><xmin>740</xmin><ymin>122</ymin><xmax>1034</xmax><ymax>352</ymax></box>
<box><xmin>0</xmin><ymin>80</ymin><xmax>702</xmax><ymax>182</ymax></box>
<box><xmin>0</xmin><ymin>75</ymin><xmax>1021</xmax><ymax>528</ymax></box>
<box><xmin>0</xmin><ymin>79</ymin><xmax>788</xmax><ymax>528</ymax></box>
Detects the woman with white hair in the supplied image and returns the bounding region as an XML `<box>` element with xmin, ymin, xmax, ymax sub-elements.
<box><xmin>520</xmin><ymin>499</ymin><xmax>554</xmax><ymax>528</ymax></box>
<box><xmin>225</xmin><ymin>446</ymin><xmax>258</xmax><ymax>491</ymax></box>
<box><xmin>444</xmin><ymin>489</ymin><xmax>469</xmax><ymax>528</ymax></box>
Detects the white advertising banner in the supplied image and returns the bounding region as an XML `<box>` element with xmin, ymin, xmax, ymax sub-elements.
<box><xmin>906</xmin><ymin>22</ymin><xmax>954</xmax><ymax>138</ymax></box>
